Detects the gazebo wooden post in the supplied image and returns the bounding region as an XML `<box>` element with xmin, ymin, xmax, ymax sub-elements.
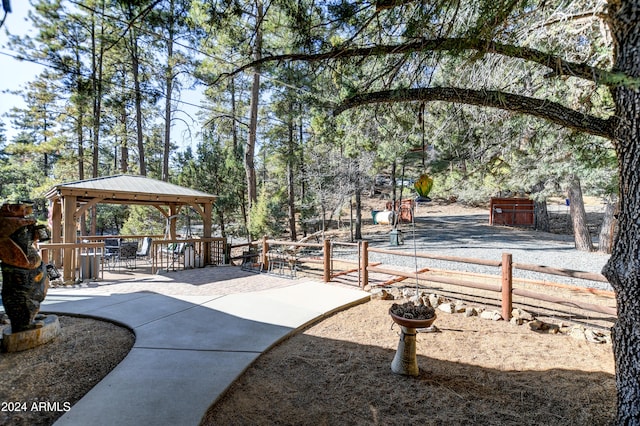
<box><xmin>50</xmin><ymin>199</ymin><xmax>63</xmax><ymax>266</ymax></box>
<box><xmin>169</xmin><ymin>204</ymin><xmax>178</xmax><ymax>240</ymax></box>
<box><xmin>63</xmin><ymin>195</ymin><xmax>77</xmax><ymax>282</ymax></box>
<box><xmin>203</xmin><ymin>203</ymin><xmax>212</xmax><ymax>265</ymax></box>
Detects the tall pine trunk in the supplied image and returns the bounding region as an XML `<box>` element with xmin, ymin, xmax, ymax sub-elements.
<box><xmin>90</xmin><ymin>8</ymin><xmax>105</xmax><ymax>236</ymax></box>
<box><xmin>131</xmin><ymin>34</ymin><xmax>146</xmax><ymax>176</ymax></box>
<box><xmin>355</xmin><ymin>167</ymin><xmax>362</xmax><ymax>240</ymax></box>
<box><xmin>602</xmin><ymin>2</ymin><xmax>640</xmax><ymax>422</ymax></box>
<box><xmin>162</xmin><ymin>0</ymin><xmax>175</xmax><ymax>182</ymax></box>
<box><xmin>532</xmin><ymin>182</ymin><xmax>549</xmax><ymax>232</ymax></box>
<box><xmin>245</xmin><ymin>0</ymin><xmax>263</xmax><ymax>210</ymax></box>
<box><xmin>287</xmin><ymin>109</ymin><xmax>297</xmax><ymax>241</ymax></box>
<box><xmin>566</xmin><ymin>176</ymin><xmax>593</xmax><ymax>251</ymax></box>
<box><xmin>598</xmin><ymin>198</ymin><xmax>617</xmax><ymax>254</ymax></box>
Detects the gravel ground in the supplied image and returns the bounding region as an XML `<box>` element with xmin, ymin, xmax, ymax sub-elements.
<box><xmin>343</xmin><ymin>211</ymin><xmax>613</xmax><ymax>291</ymax></box>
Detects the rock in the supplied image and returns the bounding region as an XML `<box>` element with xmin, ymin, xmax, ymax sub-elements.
<box><xmin>464</xmin><ymin>307</ymin><xmax>478</xmax><ymax>317</ymax></box>
<box><xmin>438</xmin><ymin>302</ymin><xmax>455</xmax><ymax>314</ymax></box>
<box><xmin>428</xmin><ymin>294</ymin><xmax>444</xmax><ymax>308</ymax></box>
<box><xmin>371</xmin><ymin>289</ymin><xmax>395</xmax><ymax>300</ymax></box>
<box><xmin>480</xmin><ymin>310</ymin><xmax>502</xmax><ymax>321</ymax></box>
<box><xmin>528</xmin><ymin>320</ymin><xmax>559</xmax><ymax>332</ymax></box>
<box><xmin>585</xmin><ymin>329</ymin><xmax>608</xmax><ymax>344</ymax></box>
<box><xmin>409</xmin><ymin>294</ymin><xmax>422</xmax><ymax>305</ymax></box>
<box><xmin>402</xmin><ymin>288</ymin><xmax>417</xmax><ymax>298</ymax></box>
<box><xmin>454</xmin><ymin>302</ymin><xmax>467</xmax><ymax>313</ymax></box>
<box><xmin>529</xmin><ymin>320</ymin><xmax>546</xmax><ymax>331</ymax></box>
<box><xmin>511</xmin><ymin>308</ymin><xmax>534</xmax><ymax>321</ymax></box>
<box><xmin>510</xmin><ymin>317</ymin><xmax>524</xmax><ymax>326</ymax></box>
<box><xmin>568</xmin><ymin>326</ymin><xmax>586</xmax><ymax>341</ymax></box>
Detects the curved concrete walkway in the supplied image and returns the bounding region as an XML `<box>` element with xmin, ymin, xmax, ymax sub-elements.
<box><xmin>33</xmin><ymin>267</ymin><xmax>369</xmax><ymax>426</ymax></box>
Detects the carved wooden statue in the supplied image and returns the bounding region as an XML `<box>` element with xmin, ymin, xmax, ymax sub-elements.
<box><xmin>0</xmin><ymin>204</ymin><xmax>50</xmax><ymax>333</ymax></box>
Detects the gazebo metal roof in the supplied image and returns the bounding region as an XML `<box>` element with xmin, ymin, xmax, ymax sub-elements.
<box><xmin>45</xmin><ymin>175</ymin><xmax>217</xmax><ymax>206</ymax></box>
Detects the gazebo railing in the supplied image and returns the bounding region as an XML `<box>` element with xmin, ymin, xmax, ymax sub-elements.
<box><xmin>40</xmin><ymin>242</ymin><xmax>106</xmax><ymax>283</ymax></box>
<box><xmin>151</xmin><ymin>237</ymin><xmax>226</xmax><ymax>274</ymax></box>
<box><xmin>41</xmin><ymin>236</ymin><xmax>226</xmax><ymax>282</ymax></box>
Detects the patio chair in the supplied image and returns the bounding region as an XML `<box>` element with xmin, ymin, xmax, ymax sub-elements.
<box><xmin>171</xmin><ymin>242</ymin><xmax>188</xmax><ymax>269</ymax></box>
<box><xmin>136</xmin><ymin>237</ymin><xmax>152</xmax><ymax>263</ymax></box>
<box><xmin>118</xmin><ymin>241</ymin><xmax>138</xmax><ymax>270</ymax></box>
<box><xmin>103</xmin><ymin>238</ymin><xmax>121</xmax><ymax>271</ymax></box>
<box><xmin>267</xmin><ymin>248</ymin><xmax>297</xmax><ymax>278</ymax></box>
<box><xmin>159</xmin><ymin>241</ymin><xmax>188</xmax><ymax>271</ymax></box>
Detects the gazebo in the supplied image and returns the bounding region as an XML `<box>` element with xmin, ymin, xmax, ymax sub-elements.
<box><xmin>44</xmin><ymin>175</ymin><xmax>219</xmax><ymax>281</ymax></box>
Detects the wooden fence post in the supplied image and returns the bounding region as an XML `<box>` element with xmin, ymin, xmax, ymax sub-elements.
<box><xmin>361</xmin><ymin>240</ymin><xmax>369</xmax><ymax>289</ymax></box>
<box><xmin>502</xmin><ymin>253</ymin><xmax>513</xmax><ymax>320</ymax></box>
<box><xmin>262</xmin><ymin>236</ymin><xmax>269</xmax><ymax>272</ymax></box>
<box><xmin>323</xmin><ymin>239</ymin><xmax>331</xmax><ymax>282</ymax></box>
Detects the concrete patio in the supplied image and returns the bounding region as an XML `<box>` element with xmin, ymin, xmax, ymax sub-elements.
<box><xmin>7</xmin><ymin>265</ymin><xmax>370</xmax><ymax>426</ymax></box>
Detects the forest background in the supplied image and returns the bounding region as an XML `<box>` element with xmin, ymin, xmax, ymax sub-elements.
<box><xmin>7</xmin><ymin>1</ymin><xmax>640</xmax><ymax>423</ymax></box>
<box><xmin>0</xmin><ymin>0</ymin><xmax>617</xmax><ymax>252</ymax></box>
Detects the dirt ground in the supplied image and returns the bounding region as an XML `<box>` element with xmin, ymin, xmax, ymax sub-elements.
<box><xmin>203</xmin><ymin>198</ymin><xmax>616</xmax><ymax>425</ymax></box>
<box><xmin>200</xmin><ymin>298</ymin><xmax>615</xmax><ymax>425</ymax></box>
<box><xmin>0</xmin><ymin>315</ymin><xmax>134</xmax><ymax>426</ymax></box>
<box><xmin>0</xmin><ymin>198</ymin><xmax>615</xmax><ymax>425</ymax></box>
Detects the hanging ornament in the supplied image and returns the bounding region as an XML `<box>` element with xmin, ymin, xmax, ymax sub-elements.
<box><xmin>414</xmin><ymin>174</ymin><xmax>433</xmax><ymax>200</ymax></box>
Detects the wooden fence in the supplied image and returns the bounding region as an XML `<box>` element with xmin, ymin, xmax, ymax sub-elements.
<box><xmin>231</xmin><ymin>237</ymin><xmax>616</xmax><ymax>321</ymax></box>
<box><xmin>40</xmin><ymin>234</ymin><xmax>616</xmax><ymax>321</ymax></box>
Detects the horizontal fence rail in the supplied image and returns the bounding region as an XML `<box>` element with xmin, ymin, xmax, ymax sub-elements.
<box><xmin>363</xmin><ymin>243</ymin><xmax>615</xmax><ymax>321</ymax></box>
<box><xmin>512</xmin><ymin>262</ymin><xmax>609</xmax><ymax>283</ymax></box>
<box><xmin>236</xmin><ymin>237</ymin><xmax>616</xmax><ymax>322</ymax></box>
<box><xmin>43</xmin><ymin>233</ymin><xmax>615</xmax><ymax>323</ymax></box>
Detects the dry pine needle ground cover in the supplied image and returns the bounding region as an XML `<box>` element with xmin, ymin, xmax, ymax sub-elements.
<box><xmin>0</xmin><ymin>298</ymin><xmax>615</xmax><ymax>425</ymax></box>
<box><xmin>201</xmin><ymin>299</ymin><xmax>615</xmax><ymax>426</ymax></box>
<box><xmin>0</xmin><ymin>316</ymin><xmax>134</xmax><ymax>426</ymax></box>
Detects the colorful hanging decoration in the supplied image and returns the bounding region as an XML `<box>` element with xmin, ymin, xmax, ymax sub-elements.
<box><xmin>414</xmin><ymin>174</ymin><xmax>433</xmax><ymax>199</ymax></box>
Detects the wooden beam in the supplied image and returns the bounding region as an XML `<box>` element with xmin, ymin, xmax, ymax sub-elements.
<box><xmin>62</xmin><ymin>195</ymin><xmax>77</xmax><ymax>282</ymax></box>
<box><xmin>49</xmin><ymin>199</ymin><xmax>63</xmax><ymax>266</ymax></box>
<box><xmin>75</xmin><ymin>198</ymin><xmax>103</xmax><ymax>218</ymax></box>
<box><xmin>203</xmin><ymin>203</ymin><xmax>212</xmax><ymax>265</ymax></box>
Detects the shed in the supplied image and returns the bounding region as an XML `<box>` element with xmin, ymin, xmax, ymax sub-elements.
<box><xmin>489</xmin><ymin>197</ymin><xmax>535</xmax><ymax>227</ymax></box>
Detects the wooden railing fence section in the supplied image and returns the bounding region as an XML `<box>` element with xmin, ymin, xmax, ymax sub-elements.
<box><xmin>235</xmin><ymin>238</ymin><xmax>616</xmax><ymax>321</ymax></box>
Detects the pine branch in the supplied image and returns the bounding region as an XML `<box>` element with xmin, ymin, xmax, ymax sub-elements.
<box><xmin>375</xmin><ymin>0</ymin><xmax>417</xmax><ymax>11</ymax></box>
<box><xmin>334</xmin><ymin>87</ymin><xmax>614</xmax><ymax>139</ymax></box>
<box><xmin>222</xmin><ymin>37</ymin><xmax>633</xmax><ymax>87</ymax></box>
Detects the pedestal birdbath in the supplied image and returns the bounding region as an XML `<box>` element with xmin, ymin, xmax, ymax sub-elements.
<box><xmin>389</xmin><ymin>302</ymin><xmax>436</xmax><ymax>376</ymax></box>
